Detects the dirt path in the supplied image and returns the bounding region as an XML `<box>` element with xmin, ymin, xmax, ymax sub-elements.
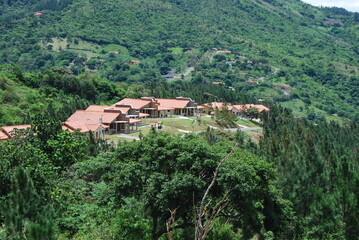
<box><xmin>183</xmin><ymin>67</ymin><xmax>194</xmax><ymax>77</ymax></box>
<box><xmin>117</xmin><ymin>134</ymin><xmax>140</xmax><ymax>141</ymax></box>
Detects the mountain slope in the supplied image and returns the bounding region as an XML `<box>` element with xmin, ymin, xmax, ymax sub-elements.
<box><xmin>0</xmin><ymin>0</ymin><xmax>358</xmax><ymax>121</ymax></box>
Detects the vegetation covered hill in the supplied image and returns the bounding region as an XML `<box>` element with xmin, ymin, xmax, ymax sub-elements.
<box><xmin>1</xmin><ymin>1</ymin><xmax>359</xmax><ymax>239</ymax></box>
<box><xmin>0</xmin><ymin>0</ymin><xmax>359</xmax><ymax>121</ymax></box>
<box><xmin>0</xmin><ymin>0</ymin><xmax>359</xmax><ymax>119</ymax></box>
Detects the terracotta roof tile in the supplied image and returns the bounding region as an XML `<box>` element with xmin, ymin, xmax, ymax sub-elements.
<box><xmin>64</xmin><ymin>121</ymin><xmax>108</xmax><ymax>133</ymax></box>
<box><xmin>1</xmin><ymin>125</ymin><xmax>31</xmax><ymax>136</ymax></box>
<box><xmin>114</xmin><ymin>98</ymin><xmax>151</xmax><ymax>109</ymax></box>
<box><xmin>67</xmin><ymin>110</ymin><xmax>120</xmax><ymax>125</ymax></box>
<box><xmin>62</xmin><ymin>125</ymin><xmax>74</xmax><ymax>133</ymax></box>
<box><xmin>0</xmin><ymin>131</ymin><xmax>9</xmax><ymax>140</ymax></box>
<box><xmin>86</xmin><ymin>105</ymin><xmax>130</xmax><ymax>113</ymax></box>
<box><xmin>232</xmin><ymin>104</ymin><xmax>270</xmax><ymax>112</ymax></box>
<box><xmin>156</xmin><ymin>98</ymin><xmax>190</xmax><ymax>109</ymax></box>
<box><xmin>202</xmin><ymin>102</ymin><xmax>228</xmax><ymax>109</ymax></box>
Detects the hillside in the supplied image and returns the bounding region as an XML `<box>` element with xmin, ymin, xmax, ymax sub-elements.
<box><xmin>1</xmin><ymin>1</ymin><xmax>359</xmax><ymax>239</ymax></box>
<box><xmin>0</xmin><ymin>0</ymin><xmax>358</xmax><ymax>121</ymax></box>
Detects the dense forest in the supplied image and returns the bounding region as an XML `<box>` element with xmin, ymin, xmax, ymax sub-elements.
<box><xmin>0</xmin><ymin>0</ymin><xmax>358</xmax><ymax>239</ymax></box>
<box><xmin>1</xmin><ymin>108</ymin><xmax>358</xmax><ymax>239</ymax></box>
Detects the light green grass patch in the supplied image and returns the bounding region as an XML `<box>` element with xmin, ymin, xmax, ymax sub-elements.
<box><xmin>42</xmin><ymin>38</ymin><xmax>103</xmax><ymax>59</ymax></box>
<box><xmin>236</xmin><ymin>118</ymin><xmax>260</xmax><ymax>127</ymax></box>
<box><xmin>100</xmin><ymin>44</ymin><xmax>129</xmax><ymax>55</ymax></box>
<box><xmin>325</xmin><ymin>115</ymin><xmax>350</xmax><ymax>125</ymax></box>
<box><xmin>168</xmin><ymin>47</ymin><xmax>184</xmax><ymax>53</ymax></box>
<box><xmin>280</xmin><ymin>99</ymin><xmax>307</xmax><ymax>116</ymax></box>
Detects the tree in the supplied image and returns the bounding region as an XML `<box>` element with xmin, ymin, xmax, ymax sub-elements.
<box><xmin>31</xmin><ymin>114</ymin><xmax>87</xmax><ymax>170</ymax></box>
<box><xmin>1</xmin><ymin>167</ymin><xmax>55</xmax><ymax>240</ymax></box>
<box><xmin>195</xmin><ymin>142</ymin><xmax>239</xmax><ymax>240</ymax></box>
<box><xmin>215</xmin><ymin>105</ymin><xmax>237</xmax><ymax>128</ymax></box>
<box><xmin>94</xmin><ymin>132</ymin><xmax>294</xmax><ymax>239</ymax></box>
<box><xmin>260</xmin><ymin>105</ymin><xmax>359</xmax><ymax>239</ymax></box>
<box><xmin>213</xmin><ymin>54</ymin><xmax>226</xmax><ymax>62</ymax></box>
<box><xmin>0</xmin><ymin>127</ymin><xmax>55</xmax><ymax>200</ymax></box>
<box><xmin>246</xmin><ymin>107</ymin><xmax>260</xmax><ymax>120</ymax></box>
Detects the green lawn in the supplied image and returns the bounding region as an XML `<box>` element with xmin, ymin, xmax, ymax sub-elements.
<box><xmin>142</xmin><ymin>117</ymin><xmax>210</xmax><ymax>133</ymax></box>
<box><xmin>236</xmin><ymin>118</ymin><xmax>261</xmax><ymax>127</ymax></box>
<box><xmin>105</xmin><ymin>115</ymin><xmax>260</xmax><ymax>142</ymax></box>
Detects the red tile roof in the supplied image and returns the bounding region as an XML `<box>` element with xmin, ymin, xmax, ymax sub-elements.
<box><xmin>1</xmin><ymin>125</ymin><xmax>31</xmax><ymax>135</ymax></box>
<box><xmin>64</xmin><ymin>121</ymin><xmax>105</xmax><ymax>133</ymax></box>
<box><xmin>86</xmin><ymin>105</ymin><xmax>130</xmax><ymax>114</ymax></box>
<box><xmin>202</xmin><ymin>102</ymin><xmax>228</xmax><ymax>109</ymax></box>
<box><xmin>62</xmin><ymin>125</ymin><xmax>74</xmax><ymax>133</ymax></box>
<box><xmin>130</xmin><ymin>60</ymin><xmax>141</xmax><ymax>64</ymax></box>
<box><xmin>114</xmin><ymin>98</ymin><xmax>151</xmax><ymax>109</ymax></box>
<box><xmin>0</xmin><ymin>131</ymin><xmax>9</xmax><ymax>140</ymax></box>
<box><xmin>156</xmin><ymin>98</ymin><xmax>190</xmax><ymax>109</ymax></box>
<box><xmin>67</xmin><ymin>110</ymin><xmax>120</xmax><ymax>125</ymax></box>
<box><xmin>232</xmin><ymin>104</ymin><xmax>270</xmax><ymax>112</ymax></box>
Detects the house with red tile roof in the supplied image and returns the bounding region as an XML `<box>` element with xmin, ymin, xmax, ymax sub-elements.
<box><xmin>156</xmin><ymin>97</ymin><xmax>197</xmax><ymax>116</ymax></box>
<box><xmin>199</xmin><ymin>102</ymin><xmax>270</xmax><ymax>118</ymax></box>
<box><xmin>129</xmin><ymin>60</ymin><xmax>141</xmax><ymax>65</ymax></box>
<box><xmin>0</xmin><ymin>125</ymin><xmax>31</xmax><ymax>141</ymax></box>
<box><xmin>212</xmin><ymin>82</ymin><xmax>225</xmax><ymax>85</ymax></box>
<box><xmin>64</xmin><ymin>104</ymin><xmax>145</xmax><ymax>136</ymax></box>
<box><xmin>0</xmin><ymin>131</ymin><xmax>9</xmax><ymax>141</ymax></box>
<box><xmin>114</xmin><ymin>97</ymin><xmax>158</xmax><ymax>117</ymax></box>
<box><xmin>114</xmin><ymin>97</ymin><xmax>198</xmax><ymax>118</ymax></box>
<box><xmin>231</xmin><ymin>104</ymin><xmax>270</xmax><ymax>116</ymax></box>
<box><xmin>199</xmin><ymin>102</ymin><xmax>231</xmax><ymax>115</ymax></box>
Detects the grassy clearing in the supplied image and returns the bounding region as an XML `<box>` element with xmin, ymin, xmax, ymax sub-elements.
<box><xmin>142</xmin><ymin>117</ymin><xmax>209</xmax><ymax>132</ymax></box>
<box><xmin>280</xmin><ymin>99</ymin><xmax>350</xmax><ymax>124</ymax></box>
<box><xmin>99</xmin><ymin>44</ymin><xmax>129</xmax><ymax>55</ymax></box>
<box><xmin>42</xmin><ymin>38</ymin><xmax>133</xmax><ymax>60</ymax></box>
<box><xmin>41</xmin><ymin>38</ymin><xmax>103</xmax><ymax>59</ymax></box>
<box><xmin>325</xmin><ymin>115</ymin><xmax>350</xmax><ymax>125</ymax></box>
<box><xmin>105</xmin><ymin>115</ymin><xmax>260</xmax><ymax>142</ymax></box>
<box><xmin>168</xmin><ymin>47</ymin><xmax>184</xmax><ymax>53</ymax></box>
<box><xmin>128</xmin><ymin>126</ymin><xmax>152</xmax><ymax>136</ymax></box>
<box><xmin>280</xmin><ymin>99</ymin><xmax>307</xmax><ymax>116</ymax></box>
<box><xmin>236</xmin><ymin>118</ymin><xmax>261</xmax><ymax>127</ymax></box>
